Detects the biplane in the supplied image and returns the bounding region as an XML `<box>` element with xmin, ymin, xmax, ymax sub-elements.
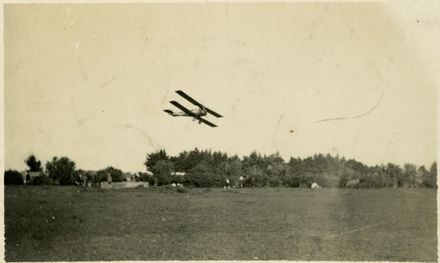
<box><xmin>163</xmin><ymin>90</ymin><xmax>223</xmax><ymax>127</ymax></box>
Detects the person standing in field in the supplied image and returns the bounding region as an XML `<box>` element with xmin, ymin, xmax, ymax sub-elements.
<box><xmin>153</xmin><ymin>176</ymin><xmax>158</xmax><ymax>189</ymax></box>
<box><xmin>239</xmin><ymin>176</ymin><xmax>245</xmax><ymax>188</ymax></box>
<box><xmin>26</xmin><ymin>173</ymin><xmax>30</xmax><ymax>184</ymax></box>
<box><xmin>107</xmin><ymin>173</ymin><xmax>112</xmax><ymax>190</ymax></box>
<box><xmin>82</xmin><ymin>173</ymin><xmax>87</xmax><ymax>186</ymax></box>
<box><xmin>225</xmin><ymin>178</ymin><xmax>231</xmax><ymax>189</ymax></box>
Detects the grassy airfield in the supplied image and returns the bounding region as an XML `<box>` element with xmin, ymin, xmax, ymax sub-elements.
<box><xmin>4</xmin><ymin>186</ymin><xmax>437</xmax><ymax>261</ymax></box>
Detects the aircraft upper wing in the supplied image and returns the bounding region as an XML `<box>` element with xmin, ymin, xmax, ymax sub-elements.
<box><xmin>176</xmin><ymin>90</ymin><xmax>223</xmax><ymax>118</ymax></box>
<box><xmin>169</xmin><ymin>101</ymin><xmax>196</xmax><ymax>117</ymax></box>
<box><xmin>197</xmin><ymin>117</ymin><xmax>217</xmax><ymax>128</ymax></box>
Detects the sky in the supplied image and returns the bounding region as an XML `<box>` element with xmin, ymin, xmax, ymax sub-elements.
<box><xmin>3</xmin><ymin>2</ymin><xmax>439</xmax><ymax>172</ymax></box>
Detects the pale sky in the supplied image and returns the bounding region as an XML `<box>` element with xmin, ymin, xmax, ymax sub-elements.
<box><xmin>4</xmin><ymin>3</ymin><xmax>439</xmax><ymax>172</ymax></box>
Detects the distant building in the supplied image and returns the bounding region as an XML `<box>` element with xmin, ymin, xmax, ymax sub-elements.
<box><xmin>24</xmin><ymin>171</ymin><xmax>44</xmax><ymax>184</ymax></box>
<box><xmin>124</xmin><ymin>173</ymin><xmax>136</xmax><ymax>182</ymax></box>
<box><xmin>171</xmin><ymin>172</ymin><xmax>186</xmax><ymax>176</ymax></box>
<box><xmin>20</xmin><ymin>171</ymin><xmax>27</xmax><ymax>183</ymax></box>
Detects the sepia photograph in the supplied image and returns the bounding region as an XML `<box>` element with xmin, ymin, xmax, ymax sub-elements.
<box><xmin>2</xmin><ymin>2</ymin><xmax>438</xmax><ymax>262</ymax></box>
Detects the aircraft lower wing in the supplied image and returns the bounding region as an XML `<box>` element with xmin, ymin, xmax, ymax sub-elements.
<box><xmin>169</xmin><ymin>101</ymin><xmax>196</xmax><ymax>117</ymax></box>
<box><xmin>176</xmin><ymin>90</ymin><xmax>223</xmax><ymax>118</ymax></box>
<box><xmin>197</xmin><ymin>117</ymin><xmax>217</xmax><ymax>127</ymax></box>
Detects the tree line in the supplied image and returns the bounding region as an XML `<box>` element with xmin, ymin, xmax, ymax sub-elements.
<box><xmin>4</xmin><ymin>154</ymin><xmax>129</xmax><ymax>186</ymax></box>
<box><xmin>145</xmin><ymin>148</ymin><xmax>437</xmax><ymax>189</ymax></box>
<box><xmin>4</xmin><ymin>150</ymin><xmax>437</xmax><ymax>189</ymax></box>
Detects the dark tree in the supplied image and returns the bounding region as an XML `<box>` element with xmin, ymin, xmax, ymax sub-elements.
<box><xmin>137</xmin><ymin>172</ymin><xmax>153</xmax><ymax>182</ymax></box>
<box><xmin>403</xmin><ymin>163</ymin><xmax>417</xmax><ymax>187</ymax></box>
<box><xmin>4</xmin><ymin>170</ymin><xmax>24</xmax><ymax>185</ymax></box>
<box><xmin>45</xmin><ymin>156</ymin><xmax>76</xmax><ymax>185</ymax></box>
<box><xmin>144</xmin><ymin>149</ymin><xmax>169</xmax><ymax>172</ymax></box>
<box><xmin>97</xmin><ymin>167</ymin><xmax>126</xmax><ymax>183</ymax></box>
<box><xmin>151</xmin><ymin>160</ymin><xmax>174</xmax><ymax>185</ymax></box>
<box><xmin>31</xmin><ymin>175</ymin><xmax>54</xmax><ymax>185</ymax></box>
<box><xmin>430</xmin><ymin>162</ymin><xmax>437</xmax><ymax>177</ymax></box>
<box><xmin>25</xmin><ymin>154</ymin><xmax>42</xmax><ymax>172</ymax></box>
<box><xmin>386</xmin><ymin>163</ymin><xmax>403</xmax><ymax>188</ymax></box>
<box><xmin>224</xmin><ymin>157</ymin><xmax>243</xmax><ymax>183</ymax></box>
<box><xmin>422</xmin><ymin>162</ymin><xmax>437</xmax><ymax>188</ymax></box>
<box><xmin>186</xmin><ymin>161</ymin><xmax>222</xmax><ymax>187</ymax></box>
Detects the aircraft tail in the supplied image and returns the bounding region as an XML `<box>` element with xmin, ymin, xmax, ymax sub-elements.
<box><xmin>163</xmin><ymin>110</ymin><xmax>175</xmax><ymax>116</ymax></box>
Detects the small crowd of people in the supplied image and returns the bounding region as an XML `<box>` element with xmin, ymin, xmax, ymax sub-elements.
<box><xmin>223</xmin><ymin>176</ymin><xmax>246</xmax><ymax>189</ymax></box>
<box><xmin>76</xmin><ymin>173</ymin><xmax>113</xmax><ymax>189</ymax></box>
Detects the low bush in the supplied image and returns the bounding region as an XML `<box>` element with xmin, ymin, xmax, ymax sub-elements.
<box><xmin>4</xmin><ymin>170</ymin><xmax>24</xmax><ymax>185</ymax></box>
<box><xmin>176</xmin><ymin>188</ymin><xmax>188</xmax><ymax>193</ymax></box>
<box><xmin>32</xmin><ymin>175</ymin><xmax>54</xmax><ymax>185</ymax></box>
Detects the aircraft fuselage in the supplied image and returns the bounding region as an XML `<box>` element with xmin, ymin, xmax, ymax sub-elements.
<box><xmin>169</xmin><ymin>108</ymin><xmax>207</xmax><ymax>118</ymax></box>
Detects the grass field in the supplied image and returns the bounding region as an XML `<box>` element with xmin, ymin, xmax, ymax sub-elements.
<box><xmin>4</xmin><ymin>186</ymin><xmax>437</xmax><ymax>261</ymax></box>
